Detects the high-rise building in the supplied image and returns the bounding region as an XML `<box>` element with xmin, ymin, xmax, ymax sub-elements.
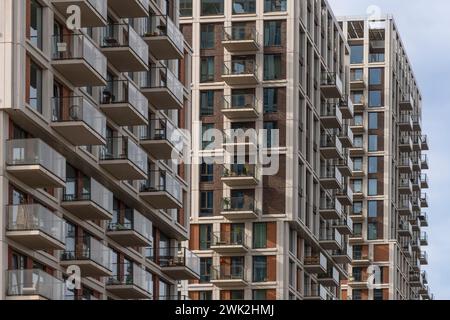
<box><xmin>180</xmin><ymin>0</ymin><xmax>356</xmax><ymax>300</ymax></box>
<box><xmin>0</xmin><ymin>0</ymin><xmax>199</xmax><ymax>300</ymax></box>
<box><xmin>339</xmin><ymin>15</ymin><xmax>431</xmax><ymax>300</ymax></box>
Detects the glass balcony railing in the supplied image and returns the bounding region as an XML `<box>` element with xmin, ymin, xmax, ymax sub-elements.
<box><xmin>140</xmin><ymin>117</ymin><xmax>184</xmax><ymax>153</ymax></box>
<box><xmin>369</xmin><ymin>53</ymin><xmax>385</xmax><ymax>63</ymax></box>
<box><xmin>321</xmin><ymin>72</ymin><xmax>343</xmax><ymax>91</ymax></box>
<box><xmin>212</xmin><ymin>231</ymin><xmax>249</xmax><ymax>247</ymax></box>
<box><xmin>107</xmin><ymin>209</ymin><xmax>152</xmax><ymax>242</ymax></box>
<box><xmin>148</xmin><ymin>247</ymin><xmax>200</xmax><ymax>276</ymax></box>
<box><xmin>222</xmin><ymin>196</ymin><xmax>256</xmax><ymax>212</ymax></box>
<box><xmin>222</xmin><ymin>164</ymin><xmax>258</xmax><ymax>179</ymax></box>
<box><xmin>212</xmin><ymin>265</ymin><xmax>246</xmax><ymax>281</ymax></box>
<box><xmin>304</xmin><ymin>252</ymin><xmax>327</xmax><ymax>269</ymax></box>
<box><xmin>63</xmin><ymin>177</ymin><xmax>113</xmax><ymax>213</ymax></box>
<box><xmin>222</xmin><ymin>25</ymin><xmax>259</xmax><ymax>43</ymax></box>
<box><xmin>61</xmin><ymin>236</ymin><xmax>112</xmax><ymax>271</ymax></box>
<box><xmin>138</xmin><ymin>15</ymin><xmax>184</xmax><ymax>55</ymax></box>
<box><xmin>223</xmin><ymin>93</ymin><xmax>258</xmax><ymax>111</ymax></box>
<box><xmin>7</xmin><ymin>204</ymin><xmax>65</xmax><ymax>244</ymax></box>
<box><xmin>141</xmin><ymin>67</ymin><xmax>184</xmax><ymax>104</ymax></box>
<box><xmin>6</xmin><ymin>138</ymin><xmax>66</xmax><ymax>182</ymax></box>
<box><xmin>320</xmin><ymin>166</ymin><xmax>343</xmax><ymax>181</ymax></box>
<box><xmin>223</xmin><ymin>59</ymin><xmax>257</xmax><ymax>76</ymax></box>
<box><xmin>100</xmin><ymin>136</ymin><xmax>148</xmax><ymax>174</ymax></box>
<box><xmin>87</xmin><ymin>0</ymin><xmax>107</xmax><ymax>18</ymax></box>
<box><xmin>106</xmin><ymin>263</ymin><xmax>153</xmax><ymax>294</ymax></box>
<box><xmin>7</xmin><ymin>269</ymin><xmax>64</xmax><ymax>300</ymax></box>
<box><xmin>140</xmin><ymin>171</ymin><xmax>183</xmax><ymax>204</ymax></box>
<box><xmin>320</xmin><ymin>229</ymin><xmax>342</xmax><ymax>244</ymax></box>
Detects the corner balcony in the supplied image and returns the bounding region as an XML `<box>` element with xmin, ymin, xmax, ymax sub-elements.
<box><xmin>222</xmin><ymin>94</ymin><xmax>259</xmax><ymax>119</ymax></box>
<box><xmin>398</xmin><ymin>157</ymin><xmax>413</xmax><ymax>174</ymax></box>
<box><xmin>304</xmin><ymin>284</ymin><xmax>328</xmax><ymax>301</ymax></box>
<box><xmin>399</xmin><ymin>136</ymin><xmax>413</xmax><ymax>152</ymax></box>
<box><xmin>338</xmin><ymin>125</ymin><xmax>354</xmax><ymax>148</ymax></box>
<box><xmin>421</xmin><ymin>193</ymin><xmax>429</xmax><ymax>208</ymax></box>
<box><xmin>398</xmin><ymin>221</ymin><xmax>413</xmax><ymax>237</ymax></box>
<box><xmin>60</xmin><ymin>237</ymin><xmax>112</xmax><ymax>277</ymax></box>
<box><xmin>419</xmin><ymin>213</ymin><xmax>429</xmax><ymax>227</ymax></box>
<box><xmin>99</xmin><ymin>80</ymin><xmax>148</xmax><ymax>126</ymax></box>
<box><xmin>320</xmin><ymin>134</ymin><xmax>343</xmax><ymax>160</ymax></box>
<box><xmin>332</xmin><ymin>216</ymin><xmax>353</xmax><ymax>235</ymax></box>
<box><xmin>319</xmin><ymin>230</ymin><xmax>342</xmax><ymax>251</ymax></box>
<box><xmin>398</xmin><ymin>114</ymin><xmax>413</xmax><ymax>132</ymax></box>
<box><xmin>221</xmin><ymin>196</ymin><xmax>258</xmax><ymax>220</ymax></box>
<box><xmin>421</xmin><ymin>154</ymin><xmax>429</xmax><ymax>170</ymax></box>
<box><xmin>6</xmin><ymin>139</ymin><xmax>66</xmax><ymax>188</ymax></box>
<box><xmin>211</xmin><ymin>231</ymin><xmax>249</xmax><ymax>254</ymax></box>
<box><xmin>140</xmin><ymin>67</ymin><xmax>184</xmax><ymax>110</ymax></box>
<box><xmin>140</xmin><ymin>117</ymin><xmax>183</xmax><ymax>160</ymax></box>
<box><xmin>320</xmin><ymin>166</ymin><xmax>343</xmax><ymax>190</ymax></box>
<box><xmin>421</xmin><ymin>174</ymin><xmax>429</xmax><ymax>189</ymax></box>
<box><xmin>61</xmin><ymin>178</ymin><xmax>113</xmax><ymax>220</ymax></box>
<box><xmin>140</xmin><ymin>171</ymin><xmax>183</xmax><ymax>209</ymax></box>
<box><xmin>106</xmin><ymin>264</ymin><xmax>153</xmax><ymax>299</ymax></box>
<box><xmin>141</xmin><ymin>15</ymin><xmax>184</xmax><ymax>60</ymax></box>
<box><xmin>332</xmin><ymin>245</ymin><xmax>352</xmax><ymax>264</ymax></box>
<box><xmin>420</xmin><ymin>232</ymin><xmax>429</xmax><ymax>246</ymax></box>
<box><xmin>222</xmin><ymin>59</ymin><xmax>258</xmax><ymax>85</ymax></box>
<box><xmin>99</xmin><ymin>137</ymin><xmax>148</xmax><ymax>180</ymax></box>
<box><xmin>222</xmin><ymin>26</ymin><xmax>259</xmax><ymax>52</ymax></box>
<box><xmin>101</xmin><ymin>24</ymin><xmax>149</xmax><ymax>72</ymax></box>
<box><xmin>51</xmin><ymin>0</ymin><xmax>107</xmax><ymax>27</ymax></box>
<box><xmin>400</xmin><ymin>93</ymin><xmax>414</xmax><ymax>111</ymax></box>
<box><xmin>149</xmin><ymin>247</ymin><xmax>200</xmax><ymax>280</ymax></box>
<box><xmin>320</xmin><ymin>72</ymin><xmax>343</xmax><ymax>98</ymax></box>
<box><xmin>211</xmin><ymin>265</ymin><xmax>247</xmax><ymax>287</ymax></box>
<box><xmin>52</xmin><ymin>34</ymin><xmax>107</xmax><ymax>86</ymax></box>
<box><xmin>221</xmin><ymin>164</ymin><xmax>259</xmax><ymax>187</ymax></box>
<box><xmin>398</xmin><ymin>199</ymin><xmax>413</xmax><ymax>216</ymax></box>
<box><xmin>319</xmin><ymin>198</ymin><xmax>343</xmax><ymax>220</ymax></box>
<box><xmin>108</xmin><ymin>0</ymin><xmax>149</xmax><ymax>18</ymax></box>
<box><xmin>399</xmin><ymin>178</ymin><xmax>413</xmax><ymax>195</ymax></box>
<box><xmin>6</xmin><ymin>269</ymin><xmax>64</xmax><ymax>300</ymax></box>
<box><xmin>318</xmin><ymin>267</ymin><xmax>340</xmax><ymax>287</ymax></box>
<box><xmin>6</xmin><ymin>204</ymin><xmax>65</xmax><ymax>250</ymax></box>
<box><xmin>336</xmin><ymin>186</ymin><xmax>353</xmax><ymax>206</ymax></box>
<box><xmin>107</xmin><ymin>210</ymin><xmax>152</xmax><ymax>247</ymax></box>
<box><xmin>339</xmin><ymin>95</ymin><xmax>354</xmax><ymax>119</ymax></box>
<box><xmin>320</xmin><ymin>103</ymin><xmax>343</xmax><ymax>129</ymax></box>
<box><xmin>304</xmin><ymin>252</ymin><xmax>327</xmax><ymax>274</ymax></box>
<box><xmin>51</xmin><ymin>96</ymin><xmax>107</xmax><ymax>146</ymax></box>
<box><xmin>421</xmin><ymin>135</ymin><xmax>429</xmax><ymax>151</ymax></box>
<box><xmin>420</xmin><ymin>251</ymin><xmax>428</xmax><ymax>265</ymax></box>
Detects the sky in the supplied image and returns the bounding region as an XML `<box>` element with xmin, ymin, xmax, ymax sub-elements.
<box><xmin>328</xmin><ymin>0</ymin><xmax>450</xmax><ymax>300</ymax></box>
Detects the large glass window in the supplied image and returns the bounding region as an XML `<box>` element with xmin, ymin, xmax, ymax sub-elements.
<box><xmin>353</xmin><ymin>223</ymin><xmax>362</xmax><ymax>237</ymax></box>
<box><xmin>201</xmin><ymin>0</ymin><xmax>224</xmax><ymax>15</ymax></box>
<box><xmin>253</xmin><ymin>256</ymin><xmax>267</xmax><ymax>282</ymax></box>
<box><xmin>368</xmin><ymin>135</ymin><xmax>378</xmax><ymax>152</ymax></box>
<box><xmin>369</xmin><ymin>68</ymin><xmax>383</xmax><ymax>85</ymax></box>
<box><xmin>29</xmin><ymin>60</ymin><xmax>43</xmax><ymax>113</ymax></box>
<box><xmin>353</xmin><ymin>179</ymin><xmax>362</xmax><ymax>193</ymax></box>
<box><xmin>253</xmin><ymin>223</ymin><xmax>267</xmax><ymax>249</ymax></box>
<box><xmin>180</xmin><ymin>0</ymin><xmax>193</xmax><ymax>17</ymax></box>
<box><xmin>353</xmin><ymin>202</ymin><xmax>363</xmax><ymax>215</ymax></box>
<box><xmin>350</xmin><ymin>45</ymin><xmax>364</xmax><ymax>64</ymax></box>
<box><xmin>200</xmin><ymin>257</ymin><xmax>212</xmax><ymax>282</ymax></box>
<box><xmin>354</xmin><ymin>114</ymin><xmax>363</xmax><ymax>126</ymax></box>
<box><xmin>199</xmin><ymin>224</ymin><xmax>213</xmax><ymax>250</ymax></box>
<box><xmin>200</xmin><ymin>90</ymin><xmax>214</xmax><ymax>116</ymax></box>
<box><xmin>368</xmin><ymin>200</ymin><xmax>378</xmax><ymax>218</ymax></box>
<box><xmin>351</xmin><ymin>91</ymin><xmax>364</xmax><ymax>104</ymax></box>
<box><xmin>368</xmin><ymin>179</ymin><xmax>378</xmax><ymax>196</ymax></box>
<box><xmin>264</xmin><ymin>54</ymin><xmax>283</xmax><ymax>80</ymax></box>
<box><xmin>264</xmin><ymin>21</ymin><xmax>282</xmax><ymax>46</ymax></box>
<box><xmin>369</xmin><ymin>90</ymin><xmax>382</xmax><ymax>107</ymax></box>
<box><xmin>264</xmin><ymin>0</ymin><xmax>287</xmax><ymax>12</ymax></box>
<box><xmin>30</xmin><ymin>0</ymin><xmax>43</xmax><ymax>49</ymax></box>
<box><xmin>264</xmin><ymin>88</ymin><xmax>278</xmax><ymax>113</ymax></box>
<box><xmin>368</xmin><ymin>157</ymin><xmax>378</xmax><ymax>174</ymax></box>
<box><xmin>353</xmin><ymin>157</ymin><xmax>363</xmax><ymax>171</ymax></box>
<box><xmin>368</xmin><ymin>112</ymin><xmax>378</xmax><ymax>129</ymax></box>
<box><xmin>201</xmin><ymin>24</ymin><xmax>215</xmax><ymax>49</ymax></box>
<box><xmin>200</xmin><ymin>57</ymin><xmax>215</xmax><ymax>82</ymax></box>
<box><xmin>368</xmin><ymin>223</ymin><xmax>378</xmax><ymax>240</ymax></box>
<box><xmin>264</xmin><ymin>121</ymin><xmax>277</xmax><ymax>148</ymax></box>
<box><xmin>200</xmin><ymin>191</ymin><xmax>213</xmax><ymax>217</ymax></box>
<box><xmin>233</xmin><ymin>0</ymin><xmax>256</xmax><ymax>14</ymax></box>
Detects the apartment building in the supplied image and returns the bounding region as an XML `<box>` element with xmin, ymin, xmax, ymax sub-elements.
<box><xmin>180</xmin><ymin>0</ymin><xmax>356</xmax><ymax>300</ymax></box>
<box><xmin>0</xmin><ymin>0</ymin><xmax>199</xmax><ymax>300</ymax></box>
<box><xmin>338</xmin><ymin>16</ymin><xmax>431</xmax><ymax>300</ymax></box>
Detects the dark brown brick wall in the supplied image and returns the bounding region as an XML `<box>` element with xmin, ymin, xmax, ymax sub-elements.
<box><xmin>263</xmin><ymin>155</ymin><xmax>286</xmax><ymax>214</ymax></box>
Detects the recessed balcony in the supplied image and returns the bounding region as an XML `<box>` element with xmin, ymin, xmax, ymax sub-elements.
<box><xmin>318</xmin><ymin>267</ymin><xmax>340</xmax><ymax>287</ymax></box>
<box><xmin>221</xmin><ymin>196</ymin><xmax>258</xmax><ymax>220</ymax></box>
<box><xmin>320</xmin><ymin>166</ymin><xmax>343</xmax><ymax>190</ymax></box>
<box><xmin>400</xmin><ymin>94</ymin><xmax>414</xmax><ymax>111</ymax></box>
<box><xmin>141</xmin><ymin>15</ymin><xmax>184</xmax><ymax>60</ymax></box>
<box><xmin>51</xmin><ymin>96</ymin><xmax>107</xmax><ymax>146</ymax></box>
<box><xmin>319</xmin><ymin>230</ymin><xmax>342</xmax><ymax>250</ymax></box>
<box><xmin>99</xmin><ymin>137</ymin><xmax>148</xmax><ymax>180</ymax></box>
<box><xmin>320</xmin><ymin>72</ymin><xmax>343</xmax><ymax>98</ymax></box>
<box><xmin>6</xmin><ymin>269</ymin><xmax>64</xmax><ymax>300</ymax></box>
<box><xmin>320</xmin><ymin>103</ymin><xmax>343</xmax><ymax>129</ymax></box>
<box><xmin>398</xmin><ymin>114</ymin><xmax>413</xmax><ymax>132</ymax></box>
<box><xmin>350</xmin><ymin>118</ymin><xmax>365</xmax><ymax>134</ymax></box>
<box><xmin>222</xmin><ymin>94</ymin><xmax>259</xmax><ymax>119</ymax></box>
<box><xmin>140</xmin><ymin>171</ymin><xmax>183</xmax><ymax>209</ymax></box>
<box><xmin>108</xmin><ymin>0</ymin><xmax>149</xmax><ymax>18</ymax></box>
<box><xmin>304</xmin><ymin>252</ymin><xmax>327</xmax><ymax>274</ymax></box>
<box><xmin>348</xmin><ymin>231</ymin><xmax>364</xmax><ymax>244</ymax></box>
<box><xmin>320</xmin><ymin>135</ymin><xmax>343</xmax><ymax>160</ymax></box>
<box><xmin>339</xmin><ymin>95</ymin><xmax>355</xmax><ymax>119</ymax></box>
<box><xmin>52</xmin><ymin>34</ymin><xmax>107</xmax><ymax>86</ymax></box>
<box><xmin>350</xmin><ymin>71</ymin><xmax>366</xmax><ymax>89</ymax></box>
<box><xmin>399</xmin><ymin>178</ymin><xmax>413</xmax><ymax>195</ymax></box>
<box><xmin>222</xmin><ymin>129</ymin><xmax>259</xmax><ymax>153</ymax></box>
<box><xmin>352</xmin><ymin>253</ymin><xmax>371</xmax><ymax>266</ymax></box>
<box><xmin>6</xmin><ymin>204</ymin><xmax>65</xmax><ymax>250</ymax></box>
<box><xmin>106</xmin><ymin>264</ymin><xmax>153</xmax><ymax>299</ymax></box>
<box><xmin>99</xmin><ymin>80</ymin><xmax>148</xmax><ymax>126</ymax></box>
<box><xmin>140</xmin><ymin>67</ymin><xmax>184</xmax><ymax>110</ymax></box>
<box><xmin>320</xmin><ymin>198</ymin><xmax>343</xmax><ymax>220</ymax></box>
<box><xmin>210</xmin><ymin>265</ymin><xmax>247</xmax><ymax>287</ymax></box>
<box><xmin>333</xmin><ymin>216</ymin><xmax>353</xmax><ymax>235</ymax></box>
<box><xmin>107</xmin><ymin>210</ymin><xmax>152</xmax><ymax>247</ymax></box>
<box><xmin>221</xmin><ymin>164</ymin><xmax>259</xmax><ymax>187</ymax></box>
<box><xmin>222</xmin><ymin>25</ymin><xmax>259</xmax><ymax>52</ymax></box>
<box><xmin>148</xmin><ymin>247</ymin><xmax>200</xmax><ymax>280</ymax></box>
<box><xmin>222</xmin><ymin>59</ymin><xmax>258</xmax><ymax>85</ymax></box>
<box><xmin>211</xmin><ymin>231</ymin><xmax>249</xmax><ymax>254</ymax></box>
<box><xmin>6</xmin><ymin>139</ymin><xmax>66</xmax><ymax>188</ymax></box>
<box><xmin>51</xmin><ymin>0</ymin><xmax>107</xmax><ymax>27</ymax></box>
<box><xmin>351</xmin><ymin>95</ymin><xmax>366</xmax><ymax>111</ymax></box>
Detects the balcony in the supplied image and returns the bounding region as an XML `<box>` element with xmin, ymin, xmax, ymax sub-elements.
<box><xmin>211</xmin><ymin>231</ymin><xmax>249</xmax><ymax>254</ymax></box>
<box><xmin>409</xmin><ymin>272</ymin><xmax>423</xmax><ymax>287</ymax></box>
<box><xmin>6</xmin><ymin>139</ymin><xmax>66</xmax><ymax>188</ymax></box>
<box><xmin>421</xmin><ymin>193</ymin><xmax>429</xmax><ymax>208</ymax></box>
<box><xmin>320</xmin><ymin>166</ymin><xmax>343</xmax><ymax>190</ymax></box>
<box><xmin>319</xmin><ymin>230</ymin><xmax>342</xmax><ymax>250</ymax></box>
<box><xmin>399</xmin><ymin>178</ymin><xmax>413</xmax><ymax>195</ymax></box>
<box><xmin>99</xmin><ymin>80</ymin><xmax>148</xmax><ymax>126</ymax></box>
<box><xmin>100</xmin><ymin>137</ymin><xmax>148</xmax><ymax>180</ymax></box>
<box><xmin>350</xmin><ymin>71</ymin><xmax>365</xmax><ymax>89</ymax></box>
<box><xmin>320</xmin><ymin>72</ymin><xmax>343</xmax><ymax>98</ymax></box>
<box><xmin>419</xmin><ymin>213</ymin><xmax>429</xmax><ymax>227</ymax></box>
<box><xmin>318</xmin><ymin>267</ymin><xmax>340</xmax><ymax>287</ymax></box>
<box><xmin>222</xmin><ymin>94</ymin><xmax>259</xmax><ymax>119</ymax></box>
<box><xmin>420</xmin><ymin>251</ymin><xmax>428</xmax><ymax>265</ymax></box>
<box><xmin>52</xmin><ymin>34</ymin><xmax>107</xmax><ymax>86</ymax></box>
<box><xmin>336</xmin><ymin>186</ymin><xmax>353</xmax><ymax>206</ymax></box>
<box><xmin>339</xmin><ymin>95</ymin><xmax>354</xmax><ymax>119</ymax></box>
<box><xmin>319</xmin><ymin>198</ymin><xmax>343</xmax><ymax>220</ymax></box>
<box><xmin>320</xmin><ymin>103</ymin><xmax>343</xmax><ymax>129</ymax></box>
<box><xmin>140</xmin><ymin>117</ymin><xmax>184</xmax><ymax>160</ymax></box>
<box><xmin>210</xmin><ymin>265</ymin><xmax>247</xmax><ymax>287</ymax></box>
<box><xmin>222</xmin><ymin>59</ymin><xmax>258</xmax><ymax>85</ymax></box>
<box><xmin>6</xmin><ymin>204</ymin><xmax>65</xmax><ymax>250</ymax></box>
<box><xmin>352</xmin><ymin>253</ymin><xmax>371</xmax><ymax>266</ymax></box>
<box><xmin>51</xmin><ymin>0</ymin><xmax>107</xmax><ymax>27</ymax></box>
<box><xmin>51</xmin><ymin>96</ymin><xmax>107</xmax><ymax>146</ymax></box>
<box><xmin>6</xmin><ymin>269</ymin><xmax>64</xmax><ymax>300</ymax></box>
<box><xmin>149</xmin><ymin>247</ymin><xmax>200</xmax><ymax>280</ymax></box>
<box><xmin>398</xmin><ymin>114</ymin><xmax>413</xmax><ymax>132</ymax></box>
<box><xmin>421</xmin><ymin>135</ymin><xmax>429</xmax><ymax>151</ymax></box>
<box><xmin>221</xmin><ymin>196</ymin><xmax>258</xmax><ymax>220</ymax></box>
<box><xmin>101</xmin><ymin>24</ymin><xmax>148</xmax><ymax>72</ymax></box>
<box><xmin>320</xmin><ymin>135</ymin><xmax>343</xmax><ymax>160</ymax></box>
<box><xmin>141</xmin><ymin>15</ymin><xmax>184</xmax><ymax>60</ymax></box>
<box><xmin>221</xmin><ymin>164</ymin><xmax>259</xmax><ymax>187</ymax></box>
<box><xmin>351</xmin><ymin>95</ymin><xmax>366</xmax><ymax>111</ymax></box>
<box><xmin>400</xmin><ymin>93</ymin><xmax>414</xmax><ymax>111</ymax></box>
<box><xmin>332</xmin><ymin>216</ymin><xmax>353</xmax><ymax>235</ymax></box>
<box><xmin>421</xmin><ymin>154</ymin><xmax>429</xmax><ymax>170</ymax></box>
<box><xmin>107</xmin><ymin>210</ymin><xmax>152</xmax><ymax>247</ymax></box>
<box><xmin>338</xmin><ymin>125</ymin><xmax>354</xmax><ymax>148</ymax></box>
<box><xmin>348</xmin><ymin>273</ymin><xmax>369</xmax><ymax>289</ymax></box>
<box><xmin>304</xmin><ymin>252</ymin><xmax>327</xmax><ymax>274</ymax></box>
<box><xmin>398</xmin><ymin>157</ymin><xmax>413</xmax><ymax>174</ymax></box>
<box><xmin>108</xmin><ymin>0</ymin><xmax>149</xmax><ymax>18</ymax></box>
<box><xmin>402</xmin><ymin>242</ymin><xmax>413</xmax><ymax>258</ymax></box>
<box><xmin>412</xmin><ymin>114</ymin><xmax>422</xmax><ymax>131</ymax></box>
<box><xmin>412</xmin><ymin>134</ymin><xmax>422</xmax><ymax>151</ymax></box>
<box><xmin>420</xmin><ymin>174</ymin><xmax>429</xmax><ymax>189</ymax></box>
<box><xmin>349</xmin><ymin>230</ymin><xmax>364</xmax><ymax>244</ymax></box>
<box><xmin>332</xmin><ymin>246</ymin><xmax>352</xmax><ymax>264</ymax></box>
<box><xmin>422</xmin><ymin>271</ymin><xmax>429</xmax><ymax>285</ymax></box>
<box><xmin>61</xmin><ymin>178</ymin><xmax>113</xmax><ymax>220</ymax></box>
<box><xmin>420</xmin><ymin>232</ymin><xmax>429</xmax><ymax>246</ymax></box>
<box><xmin>106</xmin><ymin>264</ymin><xmax>153</xmax><ymax>299</ymax></box>
<box><xmin>399</xmin><ymin>135</ymin><xmax>413</xmax><ymax>152</ymax></box>
<box><xmin>398</xmin><ymin>221</ymin><xmax>413</xmax><ymax>237</ymax></box>
<box><xmin>222</xmin><ymin>129</ymin><xmax>258</xmax><ymax>152</ymax></box>
<box><xmin>222</xmin><ymin>26</ymin><xmax>259</xmax><ymax>52</ymax></box>
<box><xmin>304</xmin><ymin>284</ymin><xmax>328</xmax><ymax>300</ymax></box>
<box><xmin>140</xmin><ymin>67</ymin><xmax>184</xmax><ymax>110</ymax></box>
<box><xmin>398</xmin><ymin>199</ymin><xmax>413</xmax><ymax>216</ymax></box>
<box><xmin>336</xmin><ymin>154</ymin><xmax>353</xmax><ymax>177</ymax></box>
<box><xmin>60</xmin><ymin>236</ymin><xmax>112</xmax><ymax>277</ymax></box>
<box><xmin>140</xmin><ymin>171</ymin><xmax>183</xmax><ymax>209</ymax></box>
<box><xmin>350</xmin><ymin>117</ymin><xmax>365</xmax><ymax>134</ymax></box>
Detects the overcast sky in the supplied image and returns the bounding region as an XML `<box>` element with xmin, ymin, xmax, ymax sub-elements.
<box><xmin>328</xmin><ymin>0</ymin><xmax>450</xmax><ymax>300</ymax></box>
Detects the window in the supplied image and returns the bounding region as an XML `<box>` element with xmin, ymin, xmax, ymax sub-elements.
<box><xmin>199</xmin><ymin>291</ymin><xmax>213</xmax><ymax>300</ymax></box>
<box><xmin>264</xmin><ymin>54</ymin><xmax>283</xmax><ymax>80</ymax></box>
<box><xmin>30</xmin><ymin>0</ymin><xmax>43</xmax><ymax>49</ymax></box>
<box><xmin>200</xmin><ymin>257</ymin><xmax>212</xmax><ymax>282</ymax></box>
<box><xmin>202</xmin><ymin>123</ymin><xmax>215</xmax><ymax>149</ymax></box>
<box><xmin>369</xmin><ymin>68</ymin><xmax>383</xmax><ymax>85</ymax></box>
<box><xmin>368</xmin><ymin>200</ymin><xmax>377</xmax><ymax>217</ymax></box>
<box><xmin>230</xmin><ymin>290</ymin><xmax>245</xmax><ymax>300</ymax></box>
<box><xmin>253</xmin><ymin>289</ymin><xmax>268</xmax><ymax>300</ymax></box>
<box><xmin>253</xmin><ymin>223</ymin><xmax>267</xmax><ymax>249</ymax></box>
<box><xmin>353</xmin><ymin>202</ymin><xmax>363</xmax><ymax>215</ymax></box>
<box><xmin>351</xmin><ymin>68</ymin><xmax>364</xmax><ymax>81</ymax></box>
<box><xmin>368</xmin><ymin>222</ymin><xmax>378</xmax><ymax>240</ymax></box>
<box><xmin>368</xmin><ymin>179</ymin><xmax>378</xmax><ymax>196</ymax></box>
<box><xmin>353</xmin><ymin>245</ymin><xmax>362</xmax><ymax>260</ymax></box>
<box><xmin>350</xmin><ymin>45</ymin><xmax>364</xmax><ymax>64</ymax></box>
<box><xmin>200</xmin><ymin>57</ymin><xmax>215</xmax><ymax>82</ymax></box>
<box><xmin>200</xmin><ymin>91</ymin><xmax>214</xmax><ymax>116</ymax></box>
<box><xmin>352</xmin><ymin>289</ymin><xmax>362</xmax><ymax>300</ymax></box>
<box><xmin>233</xmin><ymin>0</ymin><xmax>256</xmax><ymax>14</ymax></box>
<box><xmin>368</xmin><ymin>157</ymin><xmax>378</xmax><ymax>174</ymax></box>
<box><xmin>200</xmin><ymin>162</ymin><xmax>214</xmax><ymax>182</ymax></box>
<box><xmin>264</xmin><ymin>21</ymin><xmax>282</xmax><ymax>46</ymax></box>
<box><xmin>353</xmin><ymin>223</ymin><xmax>362</xmax><ymax>237</ymax></box>
<box><xmin>29</xmin><ymin>60</ymin><xmax>43</xmax><ymax>113</ymax></box>
<box><xmin>180</xmin><ymin>0</ymin><xmax>193</xmax><ymax>16</ymax></box>
<box><xmin>201</xmin><ymin>0</ymin><xmax>224</xmax><ymax>15</ymax></box>
<box><xmin>374</xmin><ymin>289</ymin><xmax>383</xmax><ymax>300</ymax></box>
<box><xmin>200</xmin><ymin>191</ymin><xmax>213</xmax><ymax>216</ymax></box>
<box><xmin>264</xmin><ymin>121</ymin><xmax>277</xmax><ymax>148</ymax></box>
<box><xmin>199</xmin><ymin>224</ymin><xmax>213</xmax><ymax>250</ymax></box>
<box><xmin>354</xmin><ymin>135</ymin><xmax>363</xmax><ymax>148</ymax></box>
<box><xmin>368</xmin><ymin>112</ymin><xmax>378</xmax><ymax>129</ymax></box>
<box><xmin>354</xmin><ymin>114</ymin><xmax>363</xmax><ymax>126</ymax></box>
<box><xmin>369</xmin><ymin>90</ymin><xmax>382</xmax><ymax>107</ymax></box>
<box><xmin>264</xmin><ymin>88</ymin><xmax>278</xmax><ymax>113</ymax></box>
<box><xmin>264</xmin><ymin>0</ymin><xmax>287</xmax><ymax>12</ymax></box>
<box><xmin>201</xmin><ymin>24</ymin><xmax>215</xmax><ymax>49</ymax></box>
<box><xmin>353</xmin><ymin>179</ymin><xmax>362</xmax><ymax>193</ymax></box>
<box><xmin>253</xmin><ymin>256</ymin><xmax>267</xmax><ymax>282</ymax></box>
<box><xmin>353</xmin><ymin>157</ymin><xmax>363</xmax><ymax>171</ymax></box>
<box><xmin>368</xmin><ymin>135</ymin><xmax>378</xmax><ymax>152</ymax></box>
<box><xmin>351</xmin><ymin>91</ymin><xmax>364</xmax><ymax>104</ymax></box>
